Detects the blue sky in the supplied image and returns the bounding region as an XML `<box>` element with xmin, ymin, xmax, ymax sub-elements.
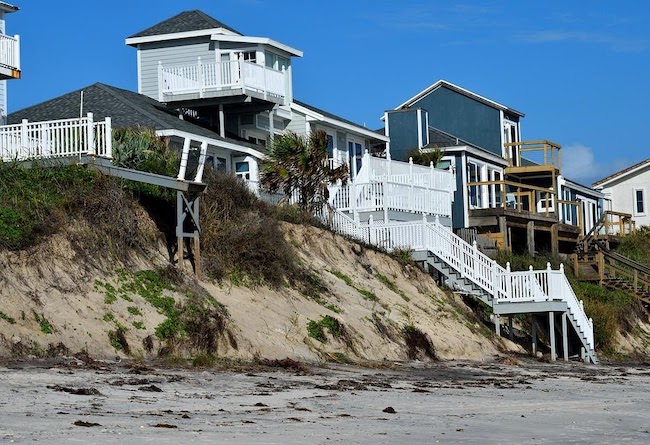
<box><xmin>7</xmin><ymin>1</ymin><xmax>650</xmax><ymax>185</ymax></box>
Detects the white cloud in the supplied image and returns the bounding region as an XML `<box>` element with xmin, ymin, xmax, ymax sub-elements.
<box><xmin>561</xmin><ymin>144</ymin><xmax>605</xmax><ymax>185</ymax></box>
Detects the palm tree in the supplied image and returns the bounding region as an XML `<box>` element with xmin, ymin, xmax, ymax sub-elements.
<box><xmin>261</xmin><ymin>130</ymin><xmax>349</xmax><ymax>213</ymax></box>
<box><xmin>407</xmin><ymin>147</ymin><xmax>444</xmax><ymax>167</ymax></box>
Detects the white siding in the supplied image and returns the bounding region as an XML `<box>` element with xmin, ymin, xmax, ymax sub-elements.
<box><xmin>601</xmin><ymin>164</ymin><xmax>650</xmax><ymax>228</ymax></box>
<box><xmin>285</xmin><ymin>110</ymin><xmax>307</xmax><ymax>135</ymax></box>
<box><xmin>138</xmin><ymin>37</ymin><xmax>214</xmax><ymax>100</ymax></box>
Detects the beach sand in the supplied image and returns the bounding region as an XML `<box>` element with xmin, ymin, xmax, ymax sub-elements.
<box><xmin>0</xmin><ymin>358</ymin><xmax>649</xmax><ymax>444</ymax></box>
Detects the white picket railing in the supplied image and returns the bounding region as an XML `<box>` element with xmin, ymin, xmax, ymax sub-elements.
<box><xmin>0</xmin><ymin>114</ymin><xmax>112</xmax><ymax>162</ymax></box>
<box><xmin>159</xmin><ymin>57</ymin><xmax>288</xmax><ymax>103</ymax></box>
<box><xmin>321</xmin><ymin>207</ymin><xmax>595</xmax><ymax>357</ymax></box>
<box><xmin>0</xmin><ymin>33</ymin><xmax>19</xmax><ymax>71</ymax></box>
<box><xmin>329</xmin><ymin>153</ymin><xmax>455</xmax><ymax>218</ymax></box>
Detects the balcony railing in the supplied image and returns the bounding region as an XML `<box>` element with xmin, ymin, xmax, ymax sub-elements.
<box><xmin>158</xmin><ymin>57</ymin><xmax>288</xmax><ymax>104</ymax></box>
<box><xmin>505</xmin><ymin>140</ymin><xmax>561</xmax><ymax>170</ymax></box>
<box><xmin>0</xmin><ymin>114</ymin><xmax>112</xmax><ymax>162</ymax></box>
<box><xmin>0</xmin><ymin>33</ymin><xmax>20</xmax><ymax>74</ymax></box>
<box><xmin>467</xmin><ymin>179</ymin><xmax>583</xmax><ymax>229</ymax></box>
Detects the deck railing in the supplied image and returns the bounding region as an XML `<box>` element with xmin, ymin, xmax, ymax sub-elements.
<box><xmin>0</xmin><ymin>113</ymin><xmax>112</xmax><ymax>162</ymax></box>
<box><xmin>505</xmin><ymin>140</ymin><xmax>561</xmax><ymax>170</ymax></box>
<box><xmin>0</xmin><ymin>33</ymin><xmax>19</xmax><ymax>71</ymax></box>
<box><xmin>321</xmin><ymin>208</ymin><xmax>595</xmax><ymax>357</ymax></box>
<box><xmin>329</xmin><ymin>152</ymin><xmax>455</xmax><ymax>218</ymax></box>
<box><xmin>159</xmin><ymin>57</ymin><xmax>288</xmax><ymax>103</ymax></box>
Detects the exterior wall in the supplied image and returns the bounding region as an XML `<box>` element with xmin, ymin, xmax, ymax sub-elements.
<box><xmin>138</xmin><ymin>37</ymin><xmax>215</xmax><ymax>99</ymax></box>
<box><xmin>0</xmin><ymin>11</ymin><xmax>7</xmax><ymax>121</ymax></box>
<box><xmin>285</xmin><ymin>110</ymin><xmax>307</xmax><ymax>135</ymax></box>
<box><xmin>599</xmin><ymin>164</ymin><xmax>650</xmax><ymax>228</ymax></box>
<box><xmin>411</xmin><ymin>86</ymin><xmax>504</xmax><ymax>155</ymax></box>
<box><xmin>385</xmin><ymin>109</ymin><xmax>420</xmax><ymax>162</ymax></box>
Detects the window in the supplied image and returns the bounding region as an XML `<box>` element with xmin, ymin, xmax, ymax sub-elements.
<box><xmin>326</xmin><ymin>134</ymin><xmax>334</xmax><ymax>158</ymax></box>
<box><xmin>467</xmin><ymin>162</ymin><xmax>483</xmax><ymax>208</ymax></box>
<box><xmin>242</xmin><ymin>51</ymin><xmax>256</xmax><ymax>63</ymax></box>
<box><xmin>348</xmin><ymin>141</ymin><xmax>363</xmax><ymax>174</ymax></box>
<box><xmin>236</xmin><ymin>161</ymin><xmax>250</xmax><ymax>180</ymax></box>
<box><xmin>265</xmin><ymin>52</ymin><xmax>289</xmax><ymax>71</ymax></box>
<box><xmin>635</xmin><ymin>189</ymin><xmax>645</xmax><ymax>215</ymax></box>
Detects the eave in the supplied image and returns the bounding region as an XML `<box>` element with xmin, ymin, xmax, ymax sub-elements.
<box><xmin>125</xmin><ymin>27</ymin><xmax>240</xmax><ymax>46</ymax></box>
<box><xmin>211</xmin><ymin>35</ymin><xmax>303</xmax><ymax>58</ymax></box>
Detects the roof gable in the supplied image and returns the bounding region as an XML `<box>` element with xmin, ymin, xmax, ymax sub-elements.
<box><xmin>396</xmin><ymin>79</ymin><xmax>525</xmax><ymax>118</ymax></box>
<box><xmin>593</xmin><ymin>158</ymin><xmax>650</xmax><ymax>188</ymax></box>
<box><xmin>127</xmin><ymin>10</ymin><xmax>241</xmax><ymax>39</ymax></box>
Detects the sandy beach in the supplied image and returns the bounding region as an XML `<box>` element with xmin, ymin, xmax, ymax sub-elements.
<box><xmin>0</xmin><ymin>358</ymin><xmax>649</xmax><ymax>444</ymax></box>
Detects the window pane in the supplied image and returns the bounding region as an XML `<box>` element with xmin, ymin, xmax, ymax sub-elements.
<box><xmin>637</xmin><ymin>190</ymin><xmax>645</xmax><ymax>213</ymax></box>
<box><xmin>326</xmin><ymin>134</ymin><xmax>334</xmax><ymax>157</ymax></box>
<box><xmin>235</xmin><ymin>162</ymin><xmax>249</xmax><ymax>173</ymax></box>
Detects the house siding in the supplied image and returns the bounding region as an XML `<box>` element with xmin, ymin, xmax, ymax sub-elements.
<box><xmin>138</xmin><ymin>37</ymin><xmax>215</xmax><ymax>100</ymax></box>
<box><xmin>599</xmin><ymin>163</ymin><xmax>650</xmax><ymax>228</ymax></box>
<box><xmin>411</xmin><ymin>86</ymin><xmax>502</xmax><ymax>155</ymax></box>
<box><xmin>285</xmin><ymin>111</ymin><xmax>307</xmax><ymax>135</ymax></box>
<box><xmin>386</xmin><ymin>110</ymin><xmax>420</xmax><ymax>162</ymax></box>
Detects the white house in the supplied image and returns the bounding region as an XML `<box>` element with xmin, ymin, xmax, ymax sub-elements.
<box><xmin>593</xmin><ymin>158</ymin><xmax>650</xmax><ymax>229</ymax></box>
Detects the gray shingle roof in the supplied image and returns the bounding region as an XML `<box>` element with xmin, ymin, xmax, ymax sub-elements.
<box><xmin>128</xmin><ymin>10</ymin><xmax>241</xmax><ymax>39</ymax></box>
<box><xmin>425</xmin><ymin>127</ymin><xmax>482</xmax><ymax>150</ymax></box>
<box><xmin>293</xmin><ymin>99</ymin><xmax>383</xmax><ymax>138</ymax></box>
<box><xmin>7</xmin><ymin>83</ymin><xmax>257</xmax><ymax>150</ymax></box>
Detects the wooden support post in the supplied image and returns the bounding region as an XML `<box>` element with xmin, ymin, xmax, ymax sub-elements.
<box><xmin>562</xmin><ymin>312</ymin><xmax>569</xmax><ymax>361</ymax></box>
<box><xmin>499</xmin><ymin>216</ymin><xmax>508</xmax><ymax>251</ymax></box>
<box><xmin>572</xmin><ymin>254</ymin><xmax>579</xmax><ymax>278</ymax></box>
<box><xmin>508</xmin><ymin>316</ymin><xmax>514</xmax><ymax>341</ymax></box>
<box><xmin>531</xmin><ymin>315</ymin><xmax>537</xmax><ymax>356</ymax></box>
<box><xmin>549</xmin><ymin>312</ymin><xmax>556</xmax><ymax>361</ymax></box>
<box><xmin>597</xmin><ymin>252</ymin><xmax>605</xmax><ymax>282</ymax></box>
<box><xmin>218</xmin><ymin>104</ymin><xmax>225</xmax><ymax>138</ymax></box>
<box><xmin>551</xmin><ymin>224</ymin><xmax>559</xmax><ymax>256</ymax></box>
<box><xmin>527</xmin><ymin>220</ymin><xmax>535</xmax><ymax>256</ymax></box>
<box><xmin>193</xmin><ymin>236</ymin><xmax>201</xmax><ymax>280</ymax></box>
<box><xmin>494</xmin><ymin>314</ymin><xmax>501</xmax><ymax>337</ymax></box>
<box><xmin>177</xmin><ymin>236</ymin><xmax>184</xmax><ymax>271</ymax></box>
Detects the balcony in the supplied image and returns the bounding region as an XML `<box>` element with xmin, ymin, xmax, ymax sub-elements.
<box><xmin>505</xmin><ymin>140</ymin><xmax>561</xmax><ymax>178</ymax></box>
<box><xmin>0</xmin><ymin>33</ymin><xmax>20</xmax><ymax>80</ymax></box>
<box><xmin>158</xmin><ymin>57</ymin><xmax>288</xmax><ymax>105</ymax></box>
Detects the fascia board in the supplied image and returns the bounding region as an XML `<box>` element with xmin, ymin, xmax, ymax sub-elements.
<box><xmin>436</xmin><ymin>145</ymin><xmax>509</xmax><ymax>167</ymax></box>
<box><xmin>290</xmin><ymin>103</ymin><xmax>389</xmax><ymax>142</ymax></box>
<box><xmin>593</xmin><ymin>160</ymin><xmax>650</xmax><ymax>189</ymax></box>
<box><xmin>125</xmin><ymin>27</ymin><xmax>238</xmax><ymax>46</ymax></box>
<box><xmin>211</xmin><ymin>35</ymin><xmax>303</xmax><ymax>57</ymax></box>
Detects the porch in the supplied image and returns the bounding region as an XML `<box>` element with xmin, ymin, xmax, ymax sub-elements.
<box><xmin>158</xmin><ymin>57</ymin><xmax>288</xmax><ymax>105</ymax></box>
<box><xmin>0</xmin><ymin>32</ymin><xmax>20</xmax><ymax>80</ymax></box>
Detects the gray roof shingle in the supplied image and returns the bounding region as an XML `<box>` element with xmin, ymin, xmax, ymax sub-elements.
<box><xmin>128</xmin><ymin>10</ymin><xmax>241</xmax><ymax>39</ymax></box>
<box><xmin>8</xmin><ymin>83</ymin><xmax>257</xmax><ymax>149</ymax></box>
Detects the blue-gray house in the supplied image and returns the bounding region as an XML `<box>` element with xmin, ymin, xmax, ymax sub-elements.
<box><xmin>383</xmin><ymin>80</ymin><xmax>603</xmax><ymax>254</ymax></box>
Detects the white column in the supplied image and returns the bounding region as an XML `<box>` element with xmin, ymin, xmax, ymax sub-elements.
<box><xmin>549</xmin><ymin>312</ymin><xmax>556</xmax><ymax>362</ymax></box>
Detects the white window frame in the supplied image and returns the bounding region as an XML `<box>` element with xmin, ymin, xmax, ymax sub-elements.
<box><xmin>466</xmin><ymin>158</ymin><xmax>488</xmax><ymax>209</ymax></box>
<box><xmin>634</xmin><ymin>187</ymin><xmax>646</xmax><ymax>216</ymax></box>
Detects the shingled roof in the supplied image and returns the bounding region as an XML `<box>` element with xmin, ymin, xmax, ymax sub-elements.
<box><xmin>7</xmin><ymin>83</ymin><xmax>257</xmax><ymax>150</ymax></box>
<box><xmin>593</xmin><ymin>157</ymin><xmax>650</xmax><ymax>188</ymax></box>
<box><xmin>127</xmin><ymin>10</ymin><xmax>241</xmax><ymax>39</ymax></box>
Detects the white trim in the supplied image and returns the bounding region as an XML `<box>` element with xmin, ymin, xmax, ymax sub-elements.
<box><xmin>126</xmin><ymin>28</ymin><xmax>240</xmax><ymax>46</ymax></box>
<box><xmin>290</xmin><ymin>102</ymin><xmax>389</xmax><ymax>142</ymax></box>
<box><xmin>211</xmin><ymin>35</ymin><xmax>303</xmax><ymax>57</ymax></box>
<box><xmin>633</xmin><ymin>187</ymin><xmax>646</xmax><ymax>216</ymax></box>
<box><xmin>428</xmin><ymin>144</ymin><xmax>509</xmax><ymax>167</ymax></box>
<box><xmin>136</xmin><ymin>49</ymin><xmax>142</xmax><ymax>94</ymax></box>
<box><xmin>416</xmin><ymin>110</ymin><xmax>423</xmax><ymax>149</ymax></box>
<box><xmin>155</xmin><ymin>129</ymin><xmax>266</xmax><ymax>160</ymax></box>
<box><xmin>461</xmin><ymin>152</ymin><xmax>469</xmax><ymax>228</ymax></box>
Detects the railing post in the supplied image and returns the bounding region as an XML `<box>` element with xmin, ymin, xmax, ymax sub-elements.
<box><xmin>158</xmin><ymin>61</ymin><xmax>163</xmax><ymax>102</ymax></box>
<box><xmin>20</xmin><ymin>119</ymin><xmax>28</xmax><ymax>160</ymax></box>
<box><xmin>409</xmin><ymin>157</ymin><xmax>414</xmax><ymax>211</ymax></box>
<box><xmin>546</xmin><ymin>262</ymin><xmax>553</xmax><ymax>300</ymax></box>
<box><xmin>198</xmin><ymin>57</ymin><xmax>204</xmax><ymax>98</ymax></box>
<box><xmin>472</xmin><ymin>240</ymin><xmax>478</xmax><ymax>279</ymax></box>
<box><xmin>492</xmin><ymin>261</ymin><xmax>499</xmax><ymax>301</ymax></box>
<box><xmin>422</xmin><ymin>213</ymin><xmax>428</xmax><ymax>251</ymax></box>
<box><xmin>383</xmin><ymin>177</ymin><xmax>389</xmax><ymax>222</ymax></box>
<box><xmin>506</xmin><ymin>262</ymin><xmax>512</xmax><ymax>301</ymax></box>
<box><xmin>105</xmin><ymin>117</ymin><xmax>112</xmax><ymax>158</ymax></box>
<box><xmin>86</xmin><ymin>112</ymin><xmax>95</xmax><ymax>156</ymax></box>
<box><xmin>368</xmin><ymin>214</ymin><xmax>375</xmax><ymax>246</ymax></box>
<box><xmin>177</xmin><ymin>137</ymin><xmax>191</xmax><ymax>181</ymax></box>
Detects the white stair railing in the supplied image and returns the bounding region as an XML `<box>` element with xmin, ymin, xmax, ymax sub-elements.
<box><xmin>321</xmin><ymin>206</ymin><xmax>596</xmax><ymax>361</ymax></box>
